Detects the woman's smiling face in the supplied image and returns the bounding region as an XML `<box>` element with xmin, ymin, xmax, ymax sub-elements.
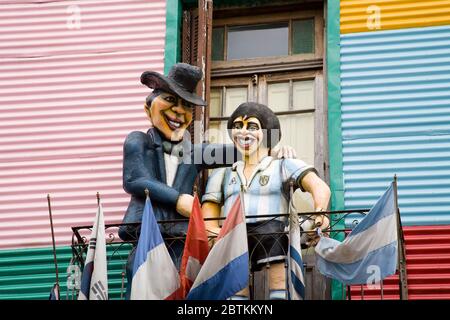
<box><xmin>231</xmin><ymin>116</ymin><xmax>264</xmax><ymax>157</ymax></box>
<box><xmin>147</xmin><ymin>92</ymin><xmax>193</xmax><ymax>141</ymax></box>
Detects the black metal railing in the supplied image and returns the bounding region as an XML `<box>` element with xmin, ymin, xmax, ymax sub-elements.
<box><xmin>68</xmin><ymin>209</ymin><xmax>407</xmax><ymax>300</ymax></box>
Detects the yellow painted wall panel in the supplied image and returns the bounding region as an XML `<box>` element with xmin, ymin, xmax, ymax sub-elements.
<box><xmin>341</xmin><ymin>0</ymin><xmax>450</xmax><ymax>34</ymax></box>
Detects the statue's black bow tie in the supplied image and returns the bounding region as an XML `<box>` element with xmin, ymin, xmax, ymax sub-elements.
<box><xmin>162</xmin><ymin>140</ymin><xmax>184</xmax><ymax>158</ymax></box>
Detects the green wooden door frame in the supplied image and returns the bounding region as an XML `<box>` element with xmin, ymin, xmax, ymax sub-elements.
<box><xmin>164</xmin><ymin>0</ymin><xmax>183</xmax><ymax>74</ymax></box>
<box><xmin>326</xmin><ymin>0</ymin><xmax>345</xmax><ymax>300</ymax></box>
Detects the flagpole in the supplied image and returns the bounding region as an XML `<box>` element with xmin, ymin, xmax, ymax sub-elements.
<box><xmin>394</xmin><ymin>175</ymin><xmax>409</xmax><ymax>300</ymax></box>
<box><xmin>47</xmin><ymin>194</ymin><xmax>60</xmax><ymax>299</ymax></box>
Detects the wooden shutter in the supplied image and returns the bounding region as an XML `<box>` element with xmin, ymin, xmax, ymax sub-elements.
<box><xmin>182</xmin><ymin>2</ymin><xmax>213</xmax><ymax>194</ymax></box>
<box><xmin>182</xmin><ymin>8</ymin><xmax>199</xmax><ymax>141</ymax></box>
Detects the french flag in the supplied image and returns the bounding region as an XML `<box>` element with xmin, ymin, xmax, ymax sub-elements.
<box><xmin>130</xmin><ymin>193</ymin><xmax>180</xmax><ymax>300</ymax></box>
<box><xmin>187</xmin><ymin>195</ymin><xmax>249</xmax><ymax>300</ymax></box>
<box><xmin>179</xmin><ymin>194</ymin><xmax>210</xmax><ymax>299</ymax></box>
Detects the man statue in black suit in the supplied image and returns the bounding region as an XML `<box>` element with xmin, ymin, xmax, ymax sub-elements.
<box><xmin>119</xmin><ymin>62</ymin><xmax>236</xmax><ymax>251</ymax></box>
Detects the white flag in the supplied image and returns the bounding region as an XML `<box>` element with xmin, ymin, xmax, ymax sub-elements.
<box><xmin>78</xmin><ymin>203</ymin><xmax>108</xmax><ymax>300</ymax></box>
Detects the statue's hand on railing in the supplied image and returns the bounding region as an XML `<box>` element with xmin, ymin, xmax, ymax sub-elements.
<box><xmin>206</xmin><ymin>227</ymin><xmax>221</xmax><ymax>248</ymax></box>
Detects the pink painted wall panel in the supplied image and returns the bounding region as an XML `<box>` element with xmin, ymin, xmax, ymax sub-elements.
<box><xmin>0</xmin><ymin>0</ymin><xmax>166</xmax><ymax>249</ymax></box>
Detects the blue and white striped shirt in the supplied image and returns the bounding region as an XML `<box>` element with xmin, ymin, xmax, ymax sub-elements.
<box><xmin>202</xmin><ymin>156</ymin><xmax>316</xmax><ymax>223</ymax></box>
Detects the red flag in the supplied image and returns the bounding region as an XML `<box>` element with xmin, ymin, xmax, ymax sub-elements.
<box><xmin>179</xmin><ymin>194</ymin><xmax>210</xmax><ymax>299</ymax></box>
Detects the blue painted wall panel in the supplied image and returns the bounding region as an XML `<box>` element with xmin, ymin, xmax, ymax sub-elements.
<box><xmin>341</xmin><ymin>25</ymin><xmax>450</xmax><ymax>227</ymax></box>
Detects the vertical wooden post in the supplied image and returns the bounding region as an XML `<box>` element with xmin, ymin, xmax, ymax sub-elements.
<box><xmin>195</xmin><ymin>0</ymin><xmax>213</xmax><ymax>144</ymax></box>
<box><xmin>196</xmin><ymin>0</ymin><xmax>213</xmax><ymax>139</ymax></box>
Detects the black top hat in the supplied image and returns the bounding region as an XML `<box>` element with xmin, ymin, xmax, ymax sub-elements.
<box><xmin>141</xmin><ymin>63</ymin><xmax>206</xmax><ymax>106</ymax></box>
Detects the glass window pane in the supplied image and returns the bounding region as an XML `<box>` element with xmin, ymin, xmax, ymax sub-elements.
<box><xmin>292</xmin><ymin>19</ymin><xmax>315</xmax><ymax>54</ymax></box>
<box><xmin>207</xmin><ymin>120</ymin><xmax>232</xmax><ymax>144</ymax></box>
<box><xmin>227</xmin><ymin>23</ymin><xmax>288</xmax><ymax>60</ymax></box>
<box><xmin>224</xmin><ymin>87</ymin><xmax>248</xmax><ymax>117</ymax></box>
<box><xmin>278</xmin><ymin>113</ymin><xmax>314</xmax><ymax>166</ymax></box>
<box><xmin>268</xmin><ymin>82</ymin><xmax>290</xmax><ymax>112</ymax></box>
<box><xmin>293</xmin><ymin>80</ymin><xmax>315</xmax><ymax>110</ymax></box>
<box><xmin>212</xmin><ymin>27</ymin><xmax>224</xmax><ymax>61</ymax></box>
<box><xmin>210</xmin><ymin>89</ymin><xmax>222</xmax><ymax>117</ymax></box>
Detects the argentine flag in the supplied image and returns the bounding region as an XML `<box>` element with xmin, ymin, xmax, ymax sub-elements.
<box><xmin>288</xmin><ymin>211</ymin><xmax>305</xmax><ymax>300</ymax></box>
<box><xmin>131</xmin><ymin>194</ymin><xmax>180</xmax><ymax>299</ymax></box>
<box><xmin>187</xmin><ymin>195</ymin><xmax>249</xmax><ymax>300</ymax></box>
<box><xmin>315</xmin><ymin>183</ymin><xmax>398</xmax><ymax>285</ymax></box>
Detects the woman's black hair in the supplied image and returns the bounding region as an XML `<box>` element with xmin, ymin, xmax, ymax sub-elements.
<box><xmin>227</xmin><ymin>102</ymin><xmax>281</xmax><ymax>149</ymax></box>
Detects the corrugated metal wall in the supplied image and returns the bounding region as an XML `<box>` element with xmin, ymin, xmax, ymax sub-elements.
<box><xmin>341</xmin><ymin>25</ymin><xmax>450</xmax><ymax>227</ymax></box>
<box><xmin>333</xmin><ymin>0</ymin><xmax>450</xmax><ymax>300</ymax></box>
<box><xmin>0</xmin><ymin>0</ymin><xmax>166</xmax><ymax>249</ymax></box>
<box><xmin>0</xmin><ymin>244</ymin><xmax>132</xmax><ymax>300</ymax></box>
<box><xmin>350</xmin><ymin>225</ymin><xmax>450</xmax><ymax>300</ymax></box>
<box><xmin>341</xmin><ymin>0</ymin><xmax>450</xmax><ymax>34</ymax></box>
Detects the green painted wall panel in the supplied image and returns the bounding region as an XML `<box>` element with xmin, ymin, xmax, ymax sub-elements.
<box><xmin>327</xmin><ymin>0</ymin><xmax>346</xmax><ymax>300</ymax></box>
<box><xmin>0</xmin><ymin>244</ymin><xmax>132</xmax><ymax>300</ymax></box>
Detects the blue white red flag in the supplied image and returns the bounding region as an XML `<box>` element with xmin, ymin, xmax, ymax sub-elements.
<box><xmin>187</xmin><ymin>195</ymin><xmax>249</xmax><ymax>300</ymax></box>
<box><xmin>131</xmin><ymin>194</ymin><xmax>180</xmax><ymax>299</ymax></box>
<box><xmin>179</xmin><ymin>194</ymin><xmax>210</xmax><ymax>299</ymax></box>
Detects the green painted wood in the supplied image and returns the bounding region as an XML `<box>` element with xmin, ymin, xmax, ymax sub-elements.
<box><xmin>326</xmin><ymin>0</ymin><xmax>346</xmax><ymax>300</ymax></box>
<box><xmin>212</xmin><ymin>27</ymin><xmax>225</xmax><ymax>61</ymax></box>
<box><xmin>292</xmin><ymin>19</ymin><xmax>315</xmax><ymax>54</ymax></box>
<box><xmin>164</xmin><ymin>0</ymin><xmax>182</xmax><ymax>74</ymax></box>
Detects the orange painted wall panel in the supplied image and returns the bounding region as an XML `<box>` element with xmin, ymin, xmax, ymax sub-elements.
<box><xmin>341</xmin><ymin>0</ymin><xmax>450</xmax><ymax>34</ymax></box>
